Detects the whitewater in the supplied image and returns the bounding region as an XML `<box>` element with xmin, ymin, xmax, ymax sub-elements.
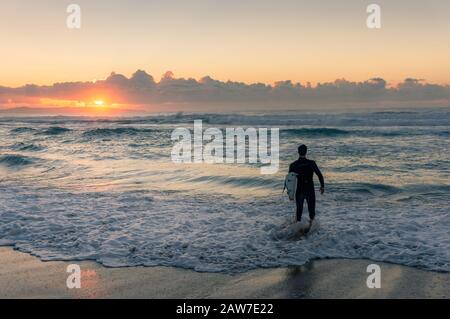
<box><xmin>0</xmin><ymin>109</ymin><xmax>449</xmax><ymax>273</ymax></box>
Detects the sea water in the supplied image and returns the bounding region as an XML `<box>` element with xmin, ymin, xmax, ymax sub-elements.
<box><xmin>0</xmin><ymin>109</ymin><xmax>449</xmax><ymax>273</ymax></box>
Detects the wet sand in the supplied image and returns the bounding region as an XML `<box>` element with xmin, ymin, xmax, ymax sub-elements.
<box><xmin>0</xmin><ymin>247</ymin><xmax>448</xmax><ymax>299</ymax></box>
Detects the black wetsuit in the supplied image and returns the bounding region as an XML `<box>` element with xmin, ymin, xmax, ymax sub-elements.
<box><xmin>289</xmin><ymin>158</ymin><xmax>325</xmax><ymax>222</ymax></box>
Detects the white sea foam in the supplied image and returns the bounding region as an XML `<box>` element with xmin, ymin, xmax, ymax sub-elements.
<box><xmin>0</xmin><ymin>180</ymin><xmax>448</xmax><ymax>273</ymax></box>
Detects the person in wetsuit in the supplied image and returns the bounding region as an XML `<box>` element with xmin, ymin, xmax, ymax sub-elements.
<box><xmin>289</xmin><ymin>144</ymin><xmax>325</xmax><ymax>223</ymax></box>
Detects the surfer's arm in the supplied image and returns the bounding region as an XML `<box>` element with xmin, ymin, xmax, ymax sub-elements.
<box><xmin>313</xmin><ymin>162</ymin><xmax>325</xmax><ymax>189</ymax></box>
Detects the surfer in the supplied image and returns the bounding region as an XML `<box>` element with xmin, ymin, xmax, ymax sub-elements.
<box><xmin>289</xmin><ymin>144</ymin><xmax>325</xmax><ymax>223</ymax></box>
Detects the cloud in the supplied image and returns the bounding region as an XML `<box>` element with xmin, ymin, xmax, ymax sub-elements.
<box><xmin>1</xmin><ymin>70</ymin><xmax>450</xmax><ymax>111</ymax></box>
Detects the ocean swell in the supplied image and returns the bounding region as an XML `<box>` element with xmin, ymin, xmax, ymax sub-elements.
<box><xmin>10</xmin><ymin>142</ymin><xmax>45</xmax><ymax>152</ymax></box>
<box><xmin>0</xmin><ymin>154</ymin><xmax>35</xmax><ymax>167</ymax></box>
<box><xmin>82</xmin><ymin>127</ymin><xmax>156</xmax><ymax>138</ymax></box>
<box><xmin>283</xmin><ymin>127</ymin><xmax>350</xmax><ymax>137</ymax></box>
<box><xmin>35</xmin><ymin>127</ymin><xmax>71</xmax><ymax>135</ymax></box>
<box><xmin>10</xmin><ymin>127</ymin><xmax>36</xmax><ymax>134</ymax></box>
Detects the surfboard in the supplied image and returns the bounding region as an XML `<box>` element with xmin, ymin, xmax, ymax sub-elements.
<box><xmin>284</xmin><ymin>172</ymin><xmax>298</xmax><ymax>201</ymax></box>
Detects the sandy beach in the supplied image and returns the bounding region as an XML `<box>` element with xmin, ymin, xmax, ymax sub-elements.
<box><xmin>0</xmin><ymin>247</ymin><xmax>448</xmax><ymax>299</ymax></box>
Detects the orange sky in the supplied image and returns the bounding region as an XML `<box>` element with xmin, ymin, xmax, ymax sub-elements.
<box><xmin>1</xmin><ymin>0</ymin><xmax>450</xmax><ymax>89</ymax></box>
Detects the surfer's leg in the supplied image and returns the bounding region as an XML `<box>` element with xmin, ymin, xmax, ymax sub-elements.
<box><xmin>306</xmin><ymin>191</ymin><xmax>316</xmax><ymax>220</ymax></box>
<box><xmin>296</xmin><ymin>192</ymin><xmax>305</xmax><ymax>222</ymax></box>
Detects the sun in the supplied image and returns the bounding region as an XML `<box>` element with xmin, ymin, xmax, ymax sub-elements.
<box><xmin>94</xmin><ymin>100</ymin><xmax>105</xmax><ymax>106</ymax></box>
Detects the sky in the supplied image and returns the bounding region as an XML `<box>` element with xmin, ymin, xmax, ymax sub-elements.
<box><xmin>1</xmin><ymin>0</ymin><xmax>450</xmax><ymax>113</ymax></box>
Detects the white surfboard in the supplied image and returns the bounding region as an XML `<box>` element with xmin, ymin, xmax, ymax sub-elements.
<box><xmin>284</xmin><ymin>172</ymin><xmax>298</xmax><ymax>201</ymax></box>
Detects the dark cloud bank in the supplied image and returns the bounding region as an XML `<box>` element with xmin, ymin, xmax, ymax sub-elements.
<box><xmin>1</xmin><ymin>70</ymin><xmax>450</xmax><ymax>113</ymax></box>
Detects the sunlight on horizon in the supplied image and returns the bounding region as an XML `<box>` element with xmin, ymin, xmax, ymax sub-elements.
<box><xmin>94</xmin><ymin>100</ymin><xmax>105</xmax><ymax>106</ymax></box>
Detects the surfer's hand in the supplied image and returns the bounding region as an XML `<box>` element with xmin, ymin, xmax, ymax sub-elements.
<box><xmin>320</xmin><ymin>187</ymin><xmax>325</xmax><ymax>195</ymax></box>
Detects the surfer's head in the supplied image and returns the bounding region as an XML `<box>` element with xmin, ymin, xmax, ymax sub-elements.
<box><xmin>298</xmin><ymin>144</ymin><xmax>307</xmax><ymax>156</ymax></box>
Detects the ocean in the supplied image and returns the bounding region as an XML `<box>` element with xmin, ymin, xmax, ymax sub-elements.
<box><xmin>0</xmin><ymin>108</ymin><xmax>449</xmax><ymax>273</ymax></box>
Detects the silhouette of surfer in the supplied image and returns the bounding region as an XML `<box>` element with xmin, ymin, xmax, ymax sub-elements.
<box><xmin>289</xmin><ymin>144</ymin><xmax>325</xmax><ymax>224</ymax></box>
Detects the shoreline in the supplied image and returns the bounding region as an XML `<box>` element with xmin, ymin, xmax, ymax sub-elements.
<box><xmin>0</xmin><ymin>247</ymin><xmax>448</xmax><ymax>298</ymax></box>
